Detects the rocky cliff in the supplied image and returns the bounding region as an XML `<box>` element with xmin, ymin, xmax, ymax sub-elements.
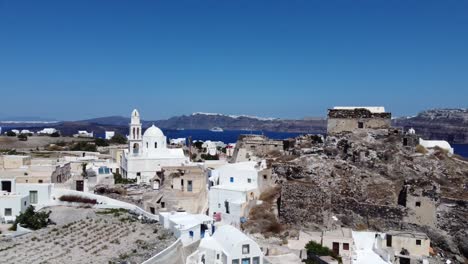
<box><xmin>272</xmin><ymin>130</ymin><xmax>468</xmax><ymax>262</ymax></box>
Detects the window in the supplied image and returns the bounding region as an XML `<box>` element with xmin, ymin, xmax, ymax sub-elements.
<box><xmin>146</xmin><ymin>142</ymin><xmax>149</xmax><ymax>148</ymax></box>
<box><xmin>263</xmin><ymin>175</ymin><xmax>267</xmax><ymax>180</ymax></box>
<box><xmin>29</xmin><ymin>191</ymin><xmax>38</xmax><ymax>204</ymax></box>
<box><xmin>150</xmin><ymin>207</ymin><xmax>155</xmax><ymax>214</ymax></box>
<box><xmin>415</xmin><ymin>201</ymin><xmax>421</xmax><ymax>207</ymax></box>
<box><xmin>241</xmin><ymin>258</ymin><xmax>251</xmax><ymax>264</ymax></box>
<box><xmin>252</xmin><ymin>257</ymin><xmax>260</xmax><ymax>264</ymax></box>
<box><xmin>416</xmin><ymin>239</ymin><xmax>421</xmax><ymax>246</ymax></box>
<box><xmin>4</xmin><ymin>208</ymin><xmax>12</xmax><ymax>216</ymax></box>
<box><xmin>189</xmin><ymin>231</ymin><xmax>194</xmax><ymax>238</ymax></box>
<box><xmin>358</xmin><ymin>122</ymin><xmax>364</xmax><ymax>128</ymax></box>
<box><xmin>38</xmin><ymin>180</ymin><xmax>43</xmax><ymax>183</ymax></box>
<box><xmin>225</xmin><ymin>200</ymin><xmax>230</xmax><ymax>214</ymax></box>
<box><xmin>232</xmin><ymin>260</ymin><xmax>239</xmax><ymax>264</ymax></box>
<box><xmin>247</xmin><ymin>178</ymin><xmax>252</xmax><ymax>183</ymax></box>
<box><xmin>161</xmin><ymin>202</ymin><xmax>165</xmax><ymax>208</ymax></box>
<box><xmin>250</xmin><ymin>145</ymin><xmax>256</xmax><ymax>149</ymax></box>
<box><xmin>343</xmin><ymin>243</ymin><xmax>349</xmax><ymax>250</ymax></box>
<box><xmin>217</xmin><ymin>254</ymin><xmax>220</xmax><ymax>260</ymax></box>
<box><xmin>137</xmin><ymin>172</ymin><xmax>141</xmax><ymax>177</ymax></box>
<box><xmin>187</xmin><ymin>180</ymin><xmax>193</xmax><ymax>192</ymax></box>
<box><xmin>230</xmin><ymin>177</ymin><xmax>234</xmax><ymax>183</ymax></box>
<box><xmin>242</xmin><ymin>244</ymin><xmax>250</xmax><ymax>254</ymax></box>
<box><xmin>155</xmin><ymin>142</ymin><xmax>158</xmax><ymax>148</ymax></box>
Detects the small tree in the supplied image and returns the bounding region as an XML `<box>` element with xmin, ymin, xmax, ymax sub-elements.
<box><xmin>110</xmin><ymin>134</ymin><xmax>127</xmax><ymax>144</ymax></box>
<box><xmin>11</xmin><ymin>206</ymin><xmax>51</xmax><ymax>231</ymax></box>
<box><xmin>50</xmin><ymin>132</ymin><xmax>60</xmax><ymax>137</ymax></box>
<box><xmin>6</xmin><ymin>131</ymin><xmax>16</xmax><ymax>137</ymax></box>
<box><xmin>95</xmin><ymin>138</ymin><xmax>109</xmax><ymax>147</ymax></box>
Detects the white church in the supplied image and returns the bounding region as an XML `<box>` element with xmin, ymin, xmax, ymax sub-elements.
<box><xmin>120</xmin><ymin>109</ymin><xmax>190</xmax><ymax>184</ymax></box>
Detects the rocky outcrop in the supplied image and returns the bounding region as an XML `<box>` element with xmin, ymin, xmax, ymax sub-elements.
<box><xmin>273</xmin><ymin>129</ymin><xmax>468</xmax><ymax>262</ymax></box>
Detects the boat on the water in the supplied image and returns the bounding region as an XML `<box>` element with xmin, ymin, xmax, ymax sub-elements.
<box><xmin>210</xmin><ymin>127</ymin><xmax>224</xmax><ymax>132</ymax></box>
<box><xmin>176</xmin><ymin>128</ymin><xmax>185</xmax><ymax>131</ymax></box>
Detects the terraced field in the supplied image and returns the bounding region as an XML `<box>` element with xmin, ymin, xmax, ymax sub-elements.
<box><xmin>0</xmin><ymin>206</ymin><xmax>176</xmax><ymax>264</ymax></box>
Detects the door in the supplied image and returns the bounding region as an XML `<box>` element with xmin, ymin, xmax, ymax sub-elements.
<box><xmin>332</xmin><ymin>242</ymin><xmax>340</xmax><ymax>256</ymax></box>
<box><xmin>76</xmin><ymin>180</ymin><xmax>84</xmax><ymax>192</ymax></box>
<box><xmin>399</xmin><ymin>257</ymin><xmax>410</xmax><ymax>264</ymax></box>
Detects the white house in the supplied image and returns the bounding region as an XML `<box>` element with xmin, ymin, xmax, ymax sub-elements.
<box><xmin>159</xmin><ymin>212</ymin><xmax>214</xmax><ymax>246</ymax></box>
<box><xmin>15</xmin><ymin>183</ymin><xmax>53</xmax><ymax>207</ymax></box>
<box><xmin>37</xmin><ymin>128</ymin><xmax>57</xmax><ymax>135</ymax></box>
<box><xmin>105</xmin><ymin>131</ymin><xmax>115</xmax><ymax>140</ymax></box>
<box><xmin>0</xmin><ymin>179</ymin><xmax>52</xmax><ymax>223</ymax></box>
<box><xmin>419</xmin><ymin>138</ymin><xmax>454</xmax><ymax>154</ymax></box>
<box><xmin>208</xmin><ymin>161</ymin><xmax>267</xmax><ymax>226</ymax></box>
<box><xmin>121</xmin><ymin>109</ymin><xmax>190</xmax><ymax>183</ymax></box>
<box><xmin>187</xmin><ymin>225</ymin><xmax>263</xmax><ymax>264</ymax></box>
<box><xmin>0</xmin><ymin>192</ymin><xmax>29</xmax><ymax>223</ymax></box>
<box><xmin>169</xmin><ymin>138</ymin><xmax>186</xmax><ymax>146</ymax></box>
<box><xmin>74</xmin><ymin>130</ymin><xmax>94</xmax><ymax>138</ymax></box>
<box><xmin>20</xmin><ymin>129</ymin><xmax>33</xmax><ymax>135</ymax></box>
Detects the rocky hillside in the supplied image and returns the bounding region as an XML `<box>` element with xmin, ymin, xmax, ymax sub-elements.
<box><xmin>270</xmin><ymin>130</ymin><xmax>468</xmax><ymax>262</ymax></box>
<box><xmin>393</xmin><ymin>108</ymin><xmax>468</xmax><ymax>143</ymax></box>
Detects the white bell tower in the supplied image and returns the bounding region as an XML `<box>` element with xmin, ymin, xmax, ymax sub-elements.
<box><xmin>129</xmin><ymin>109</ymin><xmax>142</xmax><ymax>155</ymax></box>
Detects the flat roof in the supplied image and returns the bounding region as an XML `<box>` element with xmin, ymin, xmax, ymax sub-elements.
<box><xmin>211</xmin><ymin>184</ymin><xmax>257</xmax><ymax>192</ymax></box>
<box><xmin>387</xmin><ymin>230</ymin><xmax>429</xmax><ymax>239</ymax></box>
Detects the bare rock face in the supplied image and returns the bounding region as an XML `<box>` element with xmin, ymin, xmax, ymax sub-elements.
<box><xmin>274</xmin><ymin>130</ymin><xmax>468</xmax><ymax>261</ymax></box>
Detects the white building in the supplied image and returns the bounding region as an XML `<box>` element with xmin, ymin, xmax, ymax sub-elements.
<box><xmin>169</xmin><ymin>138</ymin><xmax>186</xmax><ymax>146</ymax></box>
<box><xmin>202</xmin><ymin>141</ymin><xmax>226</xmax><ymax>156</ymax></box>
<box><xmin>105</xmin><ymin>131</ymin><xmax>115</xmax><ymax>140</ymax></box>
<box><xmin>208</xmin><ymin>161</ymin><xmax>267</xmax><ymax>226</ymax></box>
<box><xmin>37</xmin><ymin>128</ymin><xmax>57</xmax><ymax>135</ymax></box>
<box><xmin>159</xmin><ymin>212</ymin><xmax>214</xmax><ymax>246</ymax></box>
<box><xmin>419</xmin><ymin>138</ymin><xmax>454</xmax><ymax>154</ymax></box>
<box><xmin>20</xmin><ymin>129</ymin><xmax>33</xmax><ymax>135</ymax></box>
<box><xmin>74</xmin><ymin>130</ymin><xmax>94</xmax><ymax>138</ymax></box>
<box><xmin>187</xmin><ymin>225</ymin><xmax>263</xmax><ymax>264</ymax></box>
<box><xmin>120</xmin><ymin>109</ymin><xmax>190</xmax><ymax>183</ymax></box>
<box><xmin>0</xmin><ymin>179</ymin><xmax>52</xmax><ymax>223</ymax></box>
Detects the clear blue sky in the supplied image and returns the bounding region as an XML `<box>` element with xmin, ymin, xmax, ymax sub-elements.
<box><xmin>0</xmin><ymin>0</ymin><xmax>467</xmax><ymax>120</ymax></box>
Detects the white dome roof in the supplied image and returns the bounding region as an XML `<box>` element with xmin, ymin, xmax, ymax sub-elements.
<box><xmin>143</xmin><ymin>125</ymin><xmax>164</xmax><ymax>138</ymax></box>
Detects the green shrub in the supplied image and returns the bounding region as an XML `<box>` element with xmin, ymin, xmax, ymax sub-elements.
<box><xmin>70</xmin><ymin>142</ymin><xmax>97</xmax><ymax>152</ymax></box>
<box><xmin>95</xmin><ymin>138</ymin><xmax>109</xmax><ymax>147</ymax></box>
<box><xmin>11</xmin><ymin>206</ymin><xmax>51</xmax><ymax>231</ymax></box>
<box><xmin>50</xmin><ymin>132</ymin><xmax>60</xmax><ymax>137</ymax></box>
<box><xmin>305</xmin><ymin>240</ymin><xmax>342</xmax><ymax>263</ymax></box>
<box><xmin>110</xmin><ymin>134</ymin><xmax>127</xmax><ymax>144</ymax></box>
<box><xmin>6</xmin><ymin>131</ymin><xmax>16</xmax><ymax>137</ymax></box>
<box><xmin>113</xmin><ymin>172</ymin><xmax>136</xmax><ymax>184</ymax></box>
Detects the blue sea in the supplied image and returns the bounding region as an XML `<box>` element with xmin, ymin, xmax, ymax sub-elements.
<box><xmin>453</xmin><ymin>144</ymin><xmax>468</xmax><ymax>158</ymax></box>
<box><xmin>162</xmin><ymin>129</ymin><xmax>468</xmax><ymax>158</ymax></box>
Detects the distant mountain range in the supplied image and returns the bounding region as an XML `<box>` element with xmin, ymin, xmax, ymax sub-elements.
<box><xmin>393</xmin><ymin>108</ymin><xmax>468</xmax><ymax>143</ymax></box>
<box><xmin>1</xmin><ymin>109</ymin><xmax>467</xmax><ymax>143</ymax></box>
